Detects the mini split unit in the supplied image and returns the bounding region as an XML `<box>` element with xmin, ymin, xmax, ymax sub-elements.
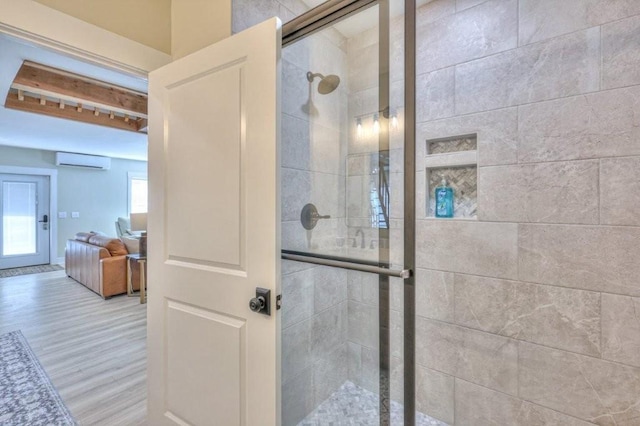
<box><xmin>55</xmin><ymin>152</ymin><xmax>111</xmax><ymax>170</ymax></box>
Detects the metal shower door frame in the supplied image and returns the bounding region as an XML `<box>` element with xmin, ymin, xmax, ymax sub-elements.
<box><xmin>281</xmin><ymin>1</ymin><xmax>417</xmax><ymax>424</ymax></box>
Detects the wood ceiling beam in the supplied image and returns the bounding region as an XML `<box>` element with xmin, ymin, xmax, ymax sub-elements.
<box><xmin>5</xmin><ymin>92</ymin><xmax>139</xmax><ymax>133</ymax></box>
<box><xmin>12</xmin><ymin>61</ymin><xmax>147</xmax><ymax>118</ymax></box>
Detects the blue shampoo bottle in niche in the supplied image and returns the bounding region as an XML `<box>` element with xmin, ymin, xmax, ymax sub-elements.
<box><xmin>435</xmin><ymin>177</ymin><xmax>454</xmax><ymax>218</ymax></box>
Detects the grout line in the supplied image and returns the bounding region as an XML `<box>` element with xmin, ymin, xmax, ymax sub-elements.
<box><xmin>598</xmin><ymin>159</ymin><xmax>602</xmax><ymax>225</ymax></box>
<box><xmin>450</xmin><ymin>377</ymin><xmax>599</xmax><ymax>425</ymax></box>
<box><xmin>599</xmin><ymin>292</ymin><xmax>603</xmax><ymax>360</ymax></box>
<box><xmin>413</xmin><ymin>267</ymin><xmax>639</xmax><ymax>299</ymax></box>
<box><xmin>415</xmin><ymin>217</ymin><xmax>640</xmax><ymax>229</ymax></box>
<box><xmin>516</xmin><ymin>0</ymin><xmax>520</xmax><ymax>47</ymax></box>
<box><xmin>415</xmin><ymin>82</ymin><xmax>640</xmax><ymax>129</ymax></box>
<box><xmin>416</xmin><ymin>23</ymin><xmax>598</xmax><ymax>78</ymax></box>
<box><xmin>599</xmin><ymin>25</ymin><xmax>604</xmax><ymax>91</ymax></box>
<box><xmin>416</xmin><ymin>316</ymin><xmax>635</xmax><ymax>370</ymax></box>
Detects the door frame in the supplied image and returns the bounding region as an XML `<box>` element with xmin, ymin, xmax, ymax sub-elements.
<box><xmin>0</xmin><ymin>166</ymin><xmax>57</xmax><ymax>265</ymax></box>
<box><xmin>0</xmin><ymin>2</ymin><xmax>169</xmax><ymax>264</ymax></box>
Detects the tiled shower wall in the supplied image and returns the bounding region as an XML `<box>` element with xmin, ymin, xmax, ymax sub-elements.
<box><xmin>414</xmin><ymin>0</ymin><xmax>640</xmax><ymax>425</ymax></box>
<box><xmin>233</xmin><ymin>2</ymin><xmax>351</xmax><ymax>425</ymax></box>
<box><xmin>235</xmin><ymin>0</ymin><xmax>640</xmax><ymax>425</ymax></box>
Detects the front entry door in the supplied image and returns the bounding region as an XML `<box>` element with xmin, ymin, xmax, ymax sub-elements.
<box><xmin>147</xmin><ymin>18</ymin><xmax>281</xmax><ymax>425</ymax></box>
<box><xmin>0</xmin><ymin>174</ymin><xmax>50</xmax><ymax>269</ymax></box>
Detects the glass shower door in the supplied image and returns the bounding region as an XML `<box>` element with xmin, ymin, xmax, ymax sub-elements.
<box><xmin>280</xmin><ymin>1</ymin><xmax>412</xmax><ymax>424</ymax></box>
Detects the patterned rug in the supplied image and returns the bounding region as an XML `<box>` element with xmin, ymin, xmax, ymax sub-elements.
<box><xmin>0</xmin><ymin>331</ymin><xmax>76</xmax><ymax>425</ymax></box>
<box><xmin>0</xmin><ymin>264</ymin><xmax>63</xmax><ymax>278</ymax></box>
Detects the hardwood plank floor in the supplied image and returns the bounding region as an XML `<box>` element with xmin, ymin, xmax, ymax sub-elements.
<box><xmin>0</xmin><ymin>270</ymin><xmax>147</xmax><ymax>425</ymax></box>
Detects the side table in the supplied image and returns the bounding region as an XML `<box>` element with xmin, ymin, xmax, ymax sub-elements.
<box><xmin>126</xmin><ymin>253</ymin><xmax>147</xmax><ymax>304</ymax></box>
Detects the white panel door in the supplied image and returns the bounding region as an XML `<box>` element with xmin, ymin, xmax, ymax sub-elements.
<box><xmin>0</xmin><ymin>174</ymin><xmax>50</xmax><ymax>269</ymax></box>
<box><xmin>147</xmin><ymin>18</ymin><xmax>281</xmax><ymax>426</ymax></box>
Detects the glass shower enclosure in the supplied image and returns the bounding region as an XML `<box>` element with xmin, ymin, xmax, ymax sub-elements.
<box><xmin>279</xmin><ymin>1</ymin><xmax>415</xmax><ymax>424</ymax></box>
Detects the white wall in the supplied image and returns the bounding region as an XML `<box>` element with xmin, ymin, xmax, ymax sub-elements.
<box><xmin>0</xmin><ymin>145</ymin><xmax>146</xmax><ymax>259</ymax></box>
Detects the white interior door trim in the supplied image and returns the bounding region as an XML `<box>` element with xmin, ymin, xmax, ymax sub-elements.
<box><xmin>0</xmin><ymin>0</ymin><xmax>171</xmax><ymax>76</ymax></box>
<box><xmin>0</xmin><ymin>166</ymin><xmax>57</xmax><ymax>265</ymax></box>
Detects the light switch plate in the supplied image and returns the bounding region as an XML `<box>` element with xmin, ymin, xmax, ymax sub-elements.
<box><xmin>58</xmin><ymin>212</ymin><xmax>67</xmax><ymax>219</ymax></box>
<box><xmin>71</xmin><ymin>212</ymin><xmax>80</xmax><ymax>218</ymax></box>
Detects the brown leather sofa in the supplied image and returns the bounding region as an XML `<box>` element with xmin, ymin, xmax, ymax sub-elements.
<box><xmin>65</xmin><ymin>232</ymin><xmax>140</xmax><ymax>298</ymax></box>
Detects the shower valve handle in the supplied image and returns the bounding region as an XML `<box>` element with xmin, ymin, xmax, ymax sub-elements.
<box><xmin>301</xmin><ymin>203</ymin><xmax>331</xmax><ymax>230</ymax></box>
<box><xmin>312</xmin><ymin>212</ymin><xmax>330</xmax><ymax>220</ymax></box>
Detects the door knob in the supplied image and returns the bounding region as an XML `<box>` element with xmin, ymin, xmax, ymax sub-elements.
<box><xmin>249</xmin><ymin>288</ymin><xmax>271</xmax><ymax>316</ymax></box>
<box><xmin>249</xmin><ymin>296</ymin><xmax>266</xmax><ymax>312</ymax></box>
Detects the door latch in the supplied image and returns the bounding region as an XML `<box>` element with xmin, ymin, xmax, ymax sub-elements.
<box><xmin>249</xmin><ymin>287</ymin><xmax>271</xmax><ymax>316</ymax></box>
<box><xmin>38</xmin><ymin>214</ymin><xmax>49</xmax><ymax>230</ymax></box>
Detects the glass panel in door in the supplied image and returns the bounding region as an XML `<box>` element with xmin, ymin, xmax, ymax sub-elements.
<box><xmin>2</xmin><ymin>181</ymin><xmax>37</xmax><ymax>256</ymax></box>
<box><xmin>0</xmin><ymin>174</ymin><xmax>50</xmax><ymax>269</ymax></box>
<box><xmin>280</xmin><ymin>1</ymin><xmax>409</xmax><ymax>424</ymax></box>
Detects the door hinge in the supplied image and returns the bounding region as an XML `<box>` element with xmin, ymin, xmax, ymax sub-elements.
<box><xmin>276</xmin><ymin>294</ymin><xmax>282</xmax><ymax>310</ymax></box>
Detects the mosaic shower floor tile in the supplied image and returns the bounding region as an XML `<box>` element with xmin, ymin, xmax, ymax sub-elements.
<box><xmin>298</xmin><ymin>381</ymin><xmax>448</xmax><ymax>426</ymax></box>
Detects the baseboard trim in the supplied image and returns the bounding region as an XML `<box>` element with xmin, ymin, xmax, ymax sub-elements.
<box><xmin>54</xmin><ymin>257</ymin><xmax>65</xmax><ymax>266</ymax></box>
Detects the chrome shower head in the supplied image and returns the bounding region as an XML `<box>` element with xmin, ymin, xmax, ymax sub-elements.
<box><xmin>306</xmin><ymin>71</ymin><xmax>341</xmax><ymax>94</ymax></box>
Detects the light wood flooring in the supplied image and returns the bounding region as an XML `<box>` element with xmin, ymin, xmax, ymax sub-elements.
<box><xmin>0</xmin><ymin>270</ymin><xmax>147</xmax><ymax>425</ymax></box>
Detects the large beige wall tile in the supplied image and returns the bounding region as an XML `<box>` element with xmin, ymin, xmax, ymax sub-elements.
<box><xmin>312</xmin><ymin>302</ymin><xmax>347</xmax><ymax>361</ymax></box>
<box><xmin>602</xmin><ymin>294</ymin><xmax>640</xmax><ymax>368</ymax></box>
<box><xmin>314</xmin><ymin>266</ymin><xmax>347</xmax><ymax>313</ymax></box>
<box><xmin>456</xmin><ymin>0</ymin><xmax>489</xmax><ymax>11</ymax></box>
<box><xmin>416</xmin><ymin>268</ymin><xmax>454</xmax><ymax>322</ymax></box>
<box><xmin>313</xmin><ymin>344</ymin><xmax>348</xmax><ymax>407</ymax></box>
<box><xmin>455</xmin><ymin>379</ymin><xmax>595</xmax><ymax>426</ymax></box>
<box><xmin>416</xmin><ymin>365</ymin><xmax>454</xmax><ymax>424</ymax></box>
<box><xmin>417</xmin><ymin>0</ymin><xmax>456</xmax><ymax>25</ymax></box>
<box><xmin>603</xmin><ymin>14</ymin><xmax>640</xmax><ymax>89</ymax></box>
<box><xmin>519</xmin><ymin>0</ymin><xmax>640</xmax><ymax>46</ymax></box>
<box><xmin>281</xmin><ymin>168</ymin><xmax>311</xmax><ymax>222</ymax></box>
<box><xmin>282</xmin><ymin>268</ymin><xmax>315</xmax><ymax>329</ymax></box>
<box><xmin>519</xmin><ymin>224</ymin><xmax>640</xmax><ymax>296</ymax></box>
<box><xmin>417</xmin><ymin>107</ymin><xmax>518</xmax><ymax>167</ymax></box>
<box><xmin>417</xmin><ymin>220</ymin><xmax>518</xmax><ymax>279</ymax></box>
<box><xmin>282</xmin><ymin>318</ymin><xmax>312</xmax><ymax>384</ymax></box>
<box><xmin>416</xmin><ymin>318</ymin><xmax>518</xmax><ymax>395</ymax></box>
<box><xmin>416</xmin><ymin>68</ymin><xmax>455</xmax><ymax>122</ymax></box>
<box><xmin>518</xmin><ymin>86</ymin><xmax>640</xmax><ymax>163</ymax></box>
<box><xmin>601</xmin><ymin>157</ymin><xmax>640</xmax><ymax>226</ymax></box>
<box><xmin>282</xmin><ymin>369</ymin><xmax>314</xmax><ymax>426</ymax></box>
<box><xmin>454</xmin><ymin>274</ymin><xmax>601</xmax><ymax>356</ymax></box>
<box><xmin>478</xmin><ymin>160</ymin><xmax>599</xmax><ymax>224</ymax></box>
<box><xmin>455</xmin><ymin>28</ymin><xmax>600</xmax><ymax>115</ymax></box>
<box><xmin>348</xmin><ymin>301</ymin><xmax>378</xmax><ymax>349</ymax></box>
<box><xmin>348</xmin><ymin>42</ymin><xmax>378</xmax><ymax>93</ymax></box>
<box><xmin>519</xmin><ymin>342</ymin><xmax>640</xmax><ymax>425</ymax></box>
<box><xmin>416</xmin><ymin>0</ymin><xmax>517</xmax><ymax>74</ymax></box>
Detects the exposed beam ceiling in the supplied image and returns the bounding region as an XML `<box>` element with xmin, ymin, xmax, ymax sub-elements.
<box><xmin>4</xmin><ymin>61</ymin><xmax>148</xmax><ymax>133</ymax></box>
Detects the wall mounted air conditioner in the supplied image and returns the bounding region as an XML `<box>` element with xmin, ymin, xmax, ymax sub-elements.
<box><xmin>55</xmin><ymin>152</ymin><xmax>111</xmax><ymax>170</ymax></box>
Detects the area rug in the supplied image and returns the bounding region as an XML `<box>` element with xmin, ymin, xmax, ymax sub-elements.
<box><xmin>0</xmin><ymin>331</ymin><xmax>76</xmax><ymax>425</ymax></box>
<box><xmin>0</xmin><ymin>264</ymin><xmax>63</xmax><ymax>278</ymax></box>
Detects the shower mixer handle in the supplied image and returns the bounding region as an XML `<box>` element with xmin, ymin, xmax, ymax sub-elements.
<box><xmin>300</xmin><ymin>203</ymin><xmax>331</xmax><ymax>230</ymax></box>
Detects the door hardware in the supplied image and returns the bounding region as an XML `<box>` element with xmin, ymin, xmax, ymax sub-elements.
<box><xmin>38</xmin><ymin>214</ymin><xmax>49</xmax><ymax>230</ymax></box>
<box><xmin>249</xmin><ymin>287</ymin><xmax>271</xmax><ymax>316</ymax></box>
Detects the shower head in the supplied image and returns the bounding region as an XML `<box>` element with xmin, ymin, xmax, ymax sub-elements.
<box><xmin>306</xmin><ymin>71</ymin><xmax>340</xmax><ymax>94</ymax></box>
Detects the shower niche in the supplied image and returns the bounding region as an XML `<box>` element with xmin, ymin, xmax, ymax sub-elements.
<box><xmin>425</xmin><ymin>134</ymin><xmax>478</xmax><ymax>219</ymax></box>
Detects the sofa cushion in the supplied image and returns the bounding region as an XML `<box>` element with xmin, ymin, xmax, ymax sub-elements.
<box><xmin>87</xmin><ymin>235</ymin><xmax>128</xmax><ymax>256</ymax></box>
<box><xmin>75</xmin><ymin>231</ymin><xmax>95</xmax><ymax>242</ymax></box>
<box><xmin>121</xmin><ymin>236</ymin><xmax>140</xmax><ymax>254</ymax></box>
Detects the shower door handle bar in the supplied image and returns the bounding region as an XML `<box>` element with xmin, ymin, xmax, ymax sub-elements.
<box><xmin>281</xmin><ymin>250</ymin><xmax>411</xmax><ymax>279</ymax></box>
